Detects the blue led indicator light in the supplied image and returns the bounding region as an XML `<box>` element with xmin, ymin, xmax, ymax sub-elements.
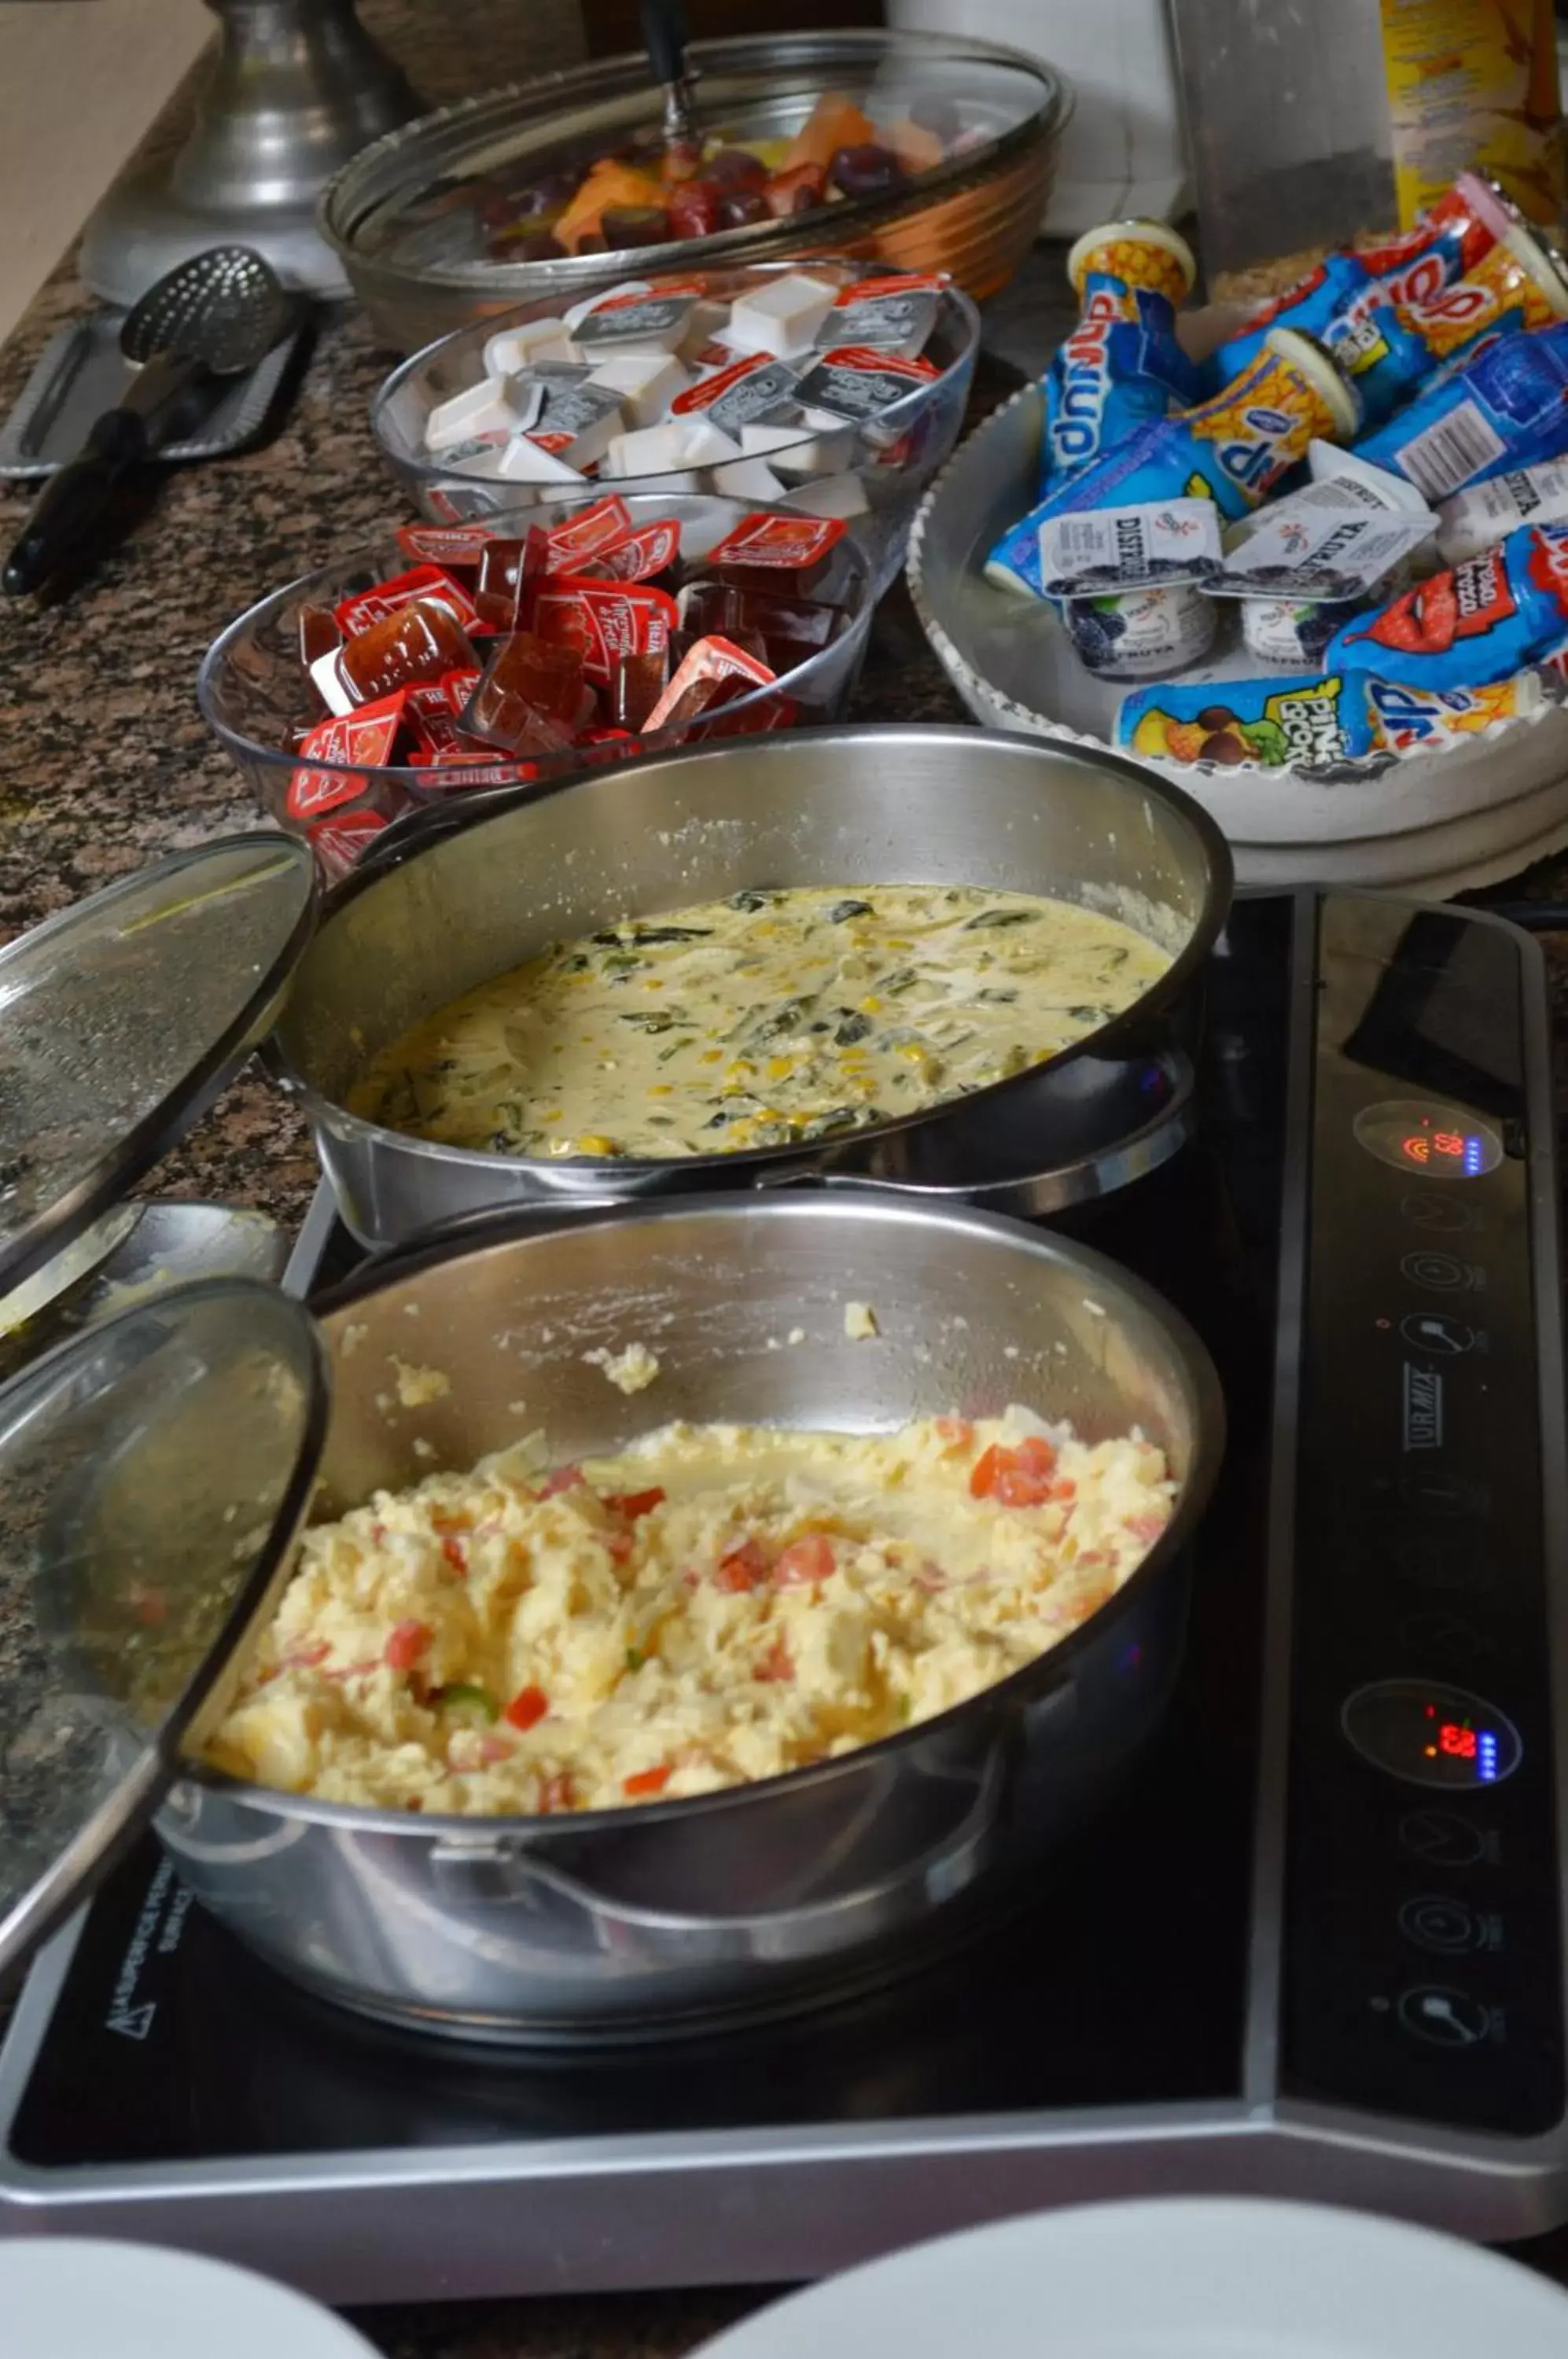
<box><xmin>1479</xmin><ymin>1730</ymin><xmax>1500</xmax><ymax>1783</ymax></box>
<box><xmin>1463</xmin><ymin>1136</ymin><xmax>1485</xmax><ymax>1176</ymax></box>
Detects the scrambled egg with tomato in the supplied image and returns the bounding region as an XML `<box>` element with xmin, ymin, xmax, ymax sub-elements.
<box><xmin>205</xmin><ymin>1411</ymin><xmax>1176</xmax><ymax>1817</ymax></box>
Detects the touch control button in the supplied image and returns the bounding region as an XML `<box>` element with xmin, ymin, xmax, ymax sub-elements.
<box><xmin>1390</xmin><ymin>1536</ymin><xmax>1492</xmax><ymax>1592</ymax></box>
<box><xmin>1401</xmin><ymin>1193</ymin><xmax>1481</xmax><ymax>1234</ymax></box>
<box><xmin>1397</xmin><ymin>1473</ymin><xmax>1489</xmax><ymax>1517</ymax></box>
<box><xmin>1342</xmin><ymin>1679</ymin><xmax>1522</xmax><ymax>1789</ymax></box>
<box><xmin>1400</xmin><ymin>1252</ymin><xmax>1482</xmax><ymax>1291</ymax></box>
<box><xmin>1398</xmin><ymin>1809</ymin><xmax>1493</xmax><ymax>1868</ymax></box>
<box><xmin>1396</xmin><ymin>1607</ymin><xmax>1491</xmax><ymax>1661</ymax></box>
<box><xmin>1399</xmin><ymin>1312</ymin><xmax>1481</xmax><ymax>1356</ymax></box>
<box><xmin>1397</xmin><ymin>1895</ymin><xmax>1501</xmax><ymax>1954</ymax></box>
<box><xmin>1397</xmin><ymin>1985</ymin><xmax>1494</xmax><ymax>2048</ymax></box>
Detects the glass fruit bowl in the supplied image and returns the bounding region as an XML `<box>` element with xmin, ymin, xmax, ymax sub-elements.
<box><xmin>320</xmin><ymin>28</ymin><xmax>1069</xmax><ymax>352</ymax></box>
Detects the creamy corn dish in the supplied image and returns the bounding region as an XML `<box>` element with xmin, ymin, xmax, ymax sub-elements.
<box><xmin>348</xmin><ymin>885</ymin><xmax>1171</xmax><ymax>1160</ymax></box>
<box><xmin>206</xmin><ymin>1411</ymin><xmax>1177</xmax><ymax>1817</ymax></box>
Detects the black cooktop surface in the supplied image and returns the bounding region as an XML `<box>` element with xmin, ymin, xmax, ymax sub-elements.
<box><xmin>2</xmin><ymin>892</ymin><xmax>1562</xmax><ymax>2265</ymax></box>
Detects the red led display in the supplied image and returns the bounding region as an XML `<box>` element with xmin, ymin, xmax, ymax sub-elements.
<box><xmin>1401</xmin><ymin>1130</ymin><xmax>1468</xmax><ymax>1165</ymax></box>
<box><xmin>1440</xmin><ymin>1723</ymin><xmax>1478</xmax><ymax>1760</ymax></box>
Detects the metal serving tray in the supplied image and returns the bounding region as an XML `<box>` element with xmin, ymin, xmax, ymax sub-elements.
<box><xmin>0</xmin><ymin>310</ymin><xmax>306</xmax><ymax>480</ymax></box>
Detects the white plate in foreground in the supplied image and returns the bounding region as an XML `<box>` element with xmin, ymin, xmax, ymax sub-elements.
<box><xmin>0</xmin><ymin>2238</ymin><xmax>380</xmax><ymax>2359</ymax></box>
<box><xmin>691</xmin><ymin>2198</ymin><xmax>1568</xmax><ymax>2359</ymax></box>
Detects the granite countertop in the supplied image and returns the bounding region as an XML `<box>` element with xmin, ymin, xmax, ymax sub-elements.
<box><xmin>4</xmin><ymin>7</ymin><xmax>1568</xmax><ymax>2352</ymax></box>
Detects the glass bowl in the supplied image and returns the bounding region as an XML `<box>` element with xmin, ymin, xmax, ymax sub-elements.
<box><xmin>319</xmin><ymin>28</ymin><xmax>1070</xmax><ymax>351</ymax></box>
<box><xmin>197</xmin><ymin>491</ymin><xmax>877</xmax><ymax>879</ymax></box>
<box><xmin>370</xmin><ymin>259</ymin><xmax>979</xmax><ymax>597</ymax></box>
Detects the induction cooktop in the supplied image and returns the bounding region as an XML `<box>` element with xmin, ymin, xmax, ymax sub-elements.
<box><xmin>0</xmin><ymin>889</ymin><xmax>1563</xmax><ymax>2304</ymax></box>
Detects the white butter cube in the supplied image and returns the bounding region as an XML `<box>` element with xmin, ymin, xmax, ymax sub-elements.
<box><xmin>678</xmin><ymin>300</ymin><xmax>731</xmax><ymax>362</ymax></box>
<box><xmin>676</xmin><ymin>420</ymin><xmax>744</xmax><ymax>467</ymax></box>
<box><xmin>740</xmin><ymin>422</ymin><xmax>815</xmax><ymax>458</ymax></box>
<box><xmin>738</xmin><ymin>420</ymin><xmax>837</xmax><ymax>477</ymax></box>
<box><xmin>714</xmin><ymin>456</ymin><xmax>786</xmax><ymax>501</ymax></box>
<box><xmin>308</xmin><ymin>647</ymin><xmax>354</xmax><ymax>716</ymax></box>
<box><xmin>777</xmin><ymin>405</ymin><xmax>856</xmax><ymax>477</ymax></box>
<box><xmin>424</xmin><ymin>374</ymin><xmax>528</xmax><ymax>454</ymax></box>
<box><xmin>602</xmin><ymin>418</ymin><xmax>692</xmax><ymax>477</ymax></box>
<box><xmin>587</xmin><ymin>349</ymin><xmax>692</xmax><ymax>427</ymax></box>
<box><xmin>723</xmin><ymin>274</ymin><xmax>841</xmax><ymax>360</ymax></box>
<box><xmin>488</xmin><ymin>434</ymin><xmax>588</xmax><ymax>484</ymax></box>
<box><xmin>482</xmin><ymin>318</ymin><xmax>575</xmax><ymax>376</ymax></box>
<box><xmin>784</xmin><ymin>472</ymin><xmax>870</xmax><ymax>520</ymax></box>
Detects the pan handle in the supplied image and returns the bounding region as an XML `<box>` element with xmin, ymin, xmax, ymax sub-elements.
<box><xmin>426</xmin><ymin>1743</ymin><xmax>1013</xmax><ymax>1967</ymax></box>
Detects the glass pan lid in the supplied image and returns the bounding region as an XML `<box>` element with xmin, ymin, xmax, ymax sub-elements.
<box><xmin>0</xmin><ymin>833</ymin><xmax>315</xmax><ymax>1295</ymax></box>
<box><xmin>0</xmin><ymin>1278</ymin><xmax>329</xmax><ymax>1982</ymax></box>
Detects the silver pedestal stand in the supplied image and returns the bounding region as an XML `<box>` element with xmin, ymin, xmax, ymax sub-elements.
<box><xmin>79</xmin><ymin>0</ymin><xmax>424</xmax><ymax>305</ymax></box>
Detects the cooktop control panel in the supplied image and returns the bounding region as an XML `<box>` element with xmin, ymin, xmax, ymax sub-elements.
<box><xmin>1282</xmin><ymin>895</ymin><xmax>1566</xmax><ymax>2135</ymax></box>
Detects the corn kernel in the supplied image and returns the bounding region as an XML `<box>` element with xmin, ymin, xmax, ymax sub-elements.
<box><xmin>576</xmin><ymin>1135</ymin><xmax>618</xmax><ymax>1155</ymax></box>
<box><xmin>859</xmin><ymin>996</ymin><xmax>882</xmax><ymax>1014</ymax></box>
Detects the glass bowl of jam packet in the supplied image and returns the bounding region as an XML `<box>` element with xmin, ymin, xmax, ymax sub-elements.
<box><xmin>197</xmin><ymin>493</ymin><xmax>876</xmax><ymax>881</ymax></box>
<box><xmin>370</xmin><ymin>259</ymin><xmax>979</xmax><ymax>597</ymax></box>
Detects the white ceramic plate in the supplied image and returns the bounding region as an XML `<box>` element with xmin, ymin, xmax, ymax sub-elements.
<box><xmin>0</xmin><ymin>2239</ymin><xmax>381</xmax><ymax>2359</ymax></box>
<box><xmin>690</xmin><ymin>2198</ymin><xmax>1568</xmax><ymax>2359</ymax></box>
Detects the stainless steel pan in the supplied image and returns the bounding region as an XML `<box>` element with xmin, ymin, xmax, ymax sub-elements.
<box><xmin>156</xmin><ymin>1191</ymin><xmax>1223</xmax><ymax>2042</ymax></box>
<box><xmin>266</xmin><ymin>727</ymin><xmax>1233</xmax><ymax>1248</ymax></box>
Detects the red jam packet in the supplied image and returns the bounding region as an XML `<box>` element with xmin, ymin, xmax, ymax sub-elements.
<box><xmin>645</xmin><ymin>633</ymin><xmax>775</xmax><ymax>733</ymax></box>
<box><xmin>534</xmin><ymin>577</ymin><xmax>678</xmax><ymax>684</ymax></box>
<box><xmin>296</xmin><ymin>602</ymin><xmax>341</xmax><ymax>667</ymax></box>
<box><xmin>702</xmin><ymin>512</ymin><xmax>847</xmax><ymax>572</ymax></box>
<box><xmin>474</xmin><ymin>526</ymin><xmax>550</xmax><ymax>629</ymax></box>
<box><xmin>579</xmin><ymin>517</ymin><xmax>683</xmax><ymax>583</ymax></box>
<box><xmin>335</xmin><ymin>598</ymin><xmax>479</xmax><ymax>705</ymax></box>
<box><xmin>334</xmin><ymin>564</ymin><xmax>482</xmax><ymax>639</ymax></box>
<box><xmin>463</xmin><ymin>630</ymin><xmax>586</xmax><ymax>751</ymax></box>
<box><xmin>308</xmin><ymin>805</ymin><xmax>391</xmax><ymax>883</ymax></box>
<box><xmin>418</xmin><ymin>750</ymin><xmax>542</xmax><ymax>789</ymax></box>
<box><xmin>402</xmin><ymin>678</ymin><xmax>468</xmax><ymax>756</ymax></box>
<box><xmin>544</xmin><ymin>495</ymin><xmax>635</xmax><ymax>571</ymax></box>
<box><xmin>286</xmin><ymin>692</ymin><xmax>409</xmax><ymax>819</ymax></box>
<box><xmin>612</xmin><ymin>646</ymin><xmax>670</xmax><ymax>731</ymax></box>
<box><xmin>396</xmin><ymin>523</ymin><xmax>495</xmax><ymax>570</ymax></box>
